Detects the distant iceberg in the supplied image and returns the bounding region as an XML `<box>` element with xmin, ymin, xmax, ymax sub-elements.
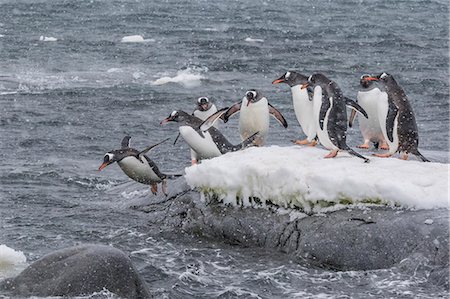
<box><xmin>185</xmin><ymin>146</ymin><xmax>448</xmax><ymax>213</ymax></box>
<box><xmin>151</xmin><ymin>68</ymin><xmax>205</xmax><ymax>88</ymax></box>
<box><xmin>120</xmin><ymin>35</ymin><xmax>154</xmax><ymax>43</ymax></box>
<box><xmin>245</xmin><ymin>37</ymin><xmax>264</xmax><ymax>43</ymax></box>
<box><xmin>39</xmin><ymin>36</ymin><xmax>57</xmax><ymax>42</ymax></box>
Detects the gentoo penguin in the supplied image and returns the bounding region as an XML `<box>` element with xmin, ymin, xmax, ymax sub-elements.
<box><xmin>201</xmin><ymin>89</ymin><xmax>288</xmax><ymax>146</ymax></box>
<box><xmin>363</xmin><ymin>73</ymin><xmax>429</xmax><ymax>162</ymax></box>
<box><xmin>272</xmin><ymin>71</ymin><xmax>317</xmax><ymax>146</ymax></box>
<box><xmin>98</xmin><ymin>136</ymin><xmax>180</xmax><ymax>195</ymax></box>
<box><xmin>304</xmin><ymin>73</ymin><xmax>370</xmax><ymax>162</ymax></box>
<box><xmin>348</xmin><ymin>75</ymin><xmax>389</xmax><ymax>150</ymax></box>
<box><xmin>193</xmin><ymin>97</ymin><xmax>218</xmax><ymax>122</ymax></box>
<box><xmin>160</xmin><ymin>110</ymin><xmax>257</xmax><ymax>164</ymax></box>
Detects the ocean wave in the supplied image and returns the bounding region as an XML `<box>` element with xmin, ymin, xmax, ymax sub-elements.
<box><xmin>0</xmin><ymin>244</ymin><xmax>27</xmax><ymax>280</ymax></box>
<box><xmin>120</xmin><ymin>35</ymin><xmax>155</xmax><ymax>43</ymax></box>
<box><xmin>150</xmin><ymin>68</ymin><xmax>206</xmax><ymax>88</ymax></box>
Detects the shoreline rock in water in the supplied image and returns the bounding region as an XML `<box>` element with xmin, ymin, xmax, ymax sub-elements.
<box><xmin>0</xmin><ymin>244</ymin><xmax>151</xmax><ymax>298</ymax></box>
<box><xmin>138</xmin><ymin>188</ymin><xmax>449</xmax><ymax>289</ymax></box>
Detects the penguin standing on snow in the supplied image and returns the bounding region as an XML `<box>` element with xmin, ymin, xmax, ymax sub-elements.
<box><xmin>98</xmin><ymin>136</ymin><xmax>181</xmax><ymax>195</ymax></box>
<box><xmin>160</xmin><ymin>110</ymin><xmax>258</xmax><ymax>164</ymax></box>
<box><xmin>201</xmin><ymin>89</ymin><xmax>288</xmax><ymax>146</ymax></box>
<box><xmin>362</xmin><ymin>73</ymin><xmax>429</xmax><ymax>162</ymax></box>
<box><xmin>348</xmin><ymin>74</ymin><xmax>389</xmax><ymax>150</ymax></box>
<box><xmin>272</xmin><ymin>71</ymin><xmax>317</xmax><ymax>146</ymax></box>
<box><xmin>304</xmin><ymin>73</ymin><xmax>370</xmax><ymax>162</ymax></box>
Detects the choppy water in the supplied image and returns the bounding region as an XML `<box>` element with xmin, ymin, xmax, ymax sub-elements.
<box><xmin>0</xmin><ymin>0</ymin><xmax>448</xmax><ymax>298</ymax></box>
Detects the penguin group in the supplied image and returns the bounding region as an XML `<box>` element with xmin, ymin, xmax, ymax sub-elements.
<box><xmin>99</xmin><ymin>71</ymin><xmax>429</xmax><ymax>196</ymax></box>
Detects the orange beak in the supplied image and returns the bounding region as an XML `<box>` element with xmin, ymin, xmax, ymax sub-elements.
<box><xmin>272</xmin><ymin>78</ymin><xmax>284</xmax><ymax>84</ymax></box>
<box><xmin>160</xmin><ymin>118</ymin><xmax>170</xmax><ymax>125</ymax></box>
<box><xmin>301</xmin><ymin>83</ymin><xmax>309</xmax><ymax>90</ymax></box>
<box><xmin>98</xmin><ymin>162</ymin><xmax>109</xmax><ymax>171</ymax></box>
<box><xmin>363</xmin><ymin>76</ymin><xmax>378</xmax><ymax>81</ymax></box>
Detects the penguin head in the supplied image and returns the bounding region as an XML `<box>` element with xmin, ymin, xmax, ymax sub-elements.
<box><xmin>363</xmin><ymin>72</ymin><xmax>397</xmax><ymax>88</ymax></box>
<box><xmin>360</xmin><ymin>74</ymin><xmax>376</xmax><ymax>88</ymax></box>
<box><xmin>272</xmin><ymin>71</ymin><xmax>309</xmax><ymax>87</ymax></box>
<box><xmin>302</xmin><ymin>73</ymin><xmax>330</xmax><ymax>90</ymax></box>
<box><xmin>196</xmin><ymin>97</ymin><xmax>212</xmax><ymax>111</ymax></box>
<box><xmin>98</xmin><ymin>150</ymin><xmax>129</xmax><ymax>171</ymax></box>
<box><xmin>160</xmin><ymin>110</ymin><xmax>190</xmax><ymax>124</ymax></box>
<box><xmin>244</xmin><ymin>89</ymin><xmax>262</xmax><ymax>106</ymax></box>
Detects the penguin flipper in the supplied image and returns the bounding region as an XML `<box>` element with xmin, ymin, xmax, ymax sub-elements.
<box><xmin>345</xmin><ymin>97</ymin><xmax>368</xmax><ymax>119</ymax></box>
<box><xmin>173</xmin><ymin>133</ymin><xmax>181</xmax><ymax>145</ymax></box>
<box><xmin>386</xmin><ymin>101</ymin><xmax>399</xmax><ymax>143</ymax></box>
<box><xmin>138</xmin><ymin>138</ymin><xmax>170</xmax><ymax>157</ymax></box>
<box><xmin>229</xmin><ymin>131</ymin><xmax>259</xmax><ymax>152</ymax></box>
<box><xmin>268</xmin><ymin>103</ymin><xmax>288</xmax><ymax>128</ymax></box>
<box><xmin>121</xmin><ymin>135</ymin><xmax>132</xmax><ymax>149</ymax></box>
<box><xmin>348</xmin><ymin>109</ymin><xmax>357</xmax><ymax>128</ymax></box>
<box><xmin>319</xmin><ymin>96</ymin><xmax>331</xmax><ymax>130</ymax></box>
<box><xmin>344</xmin><ymin>145</ymin><xmax>370</xmax><ymax>163</ymax></box>
<box><xmin>199</xmin><ymin>107</ymin><xmax>229</xmax><ymax>132</ymax></box>
<box><xmin>223</xmin><ymin>102</ymin><xmax>242</xmax><ymax>122</ymax></box>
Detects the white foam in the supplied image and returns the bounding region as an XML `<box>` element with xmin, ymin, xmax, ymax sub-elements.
<box><xmin>39</xmin><ymin>35</ymin><xmax>57</xmax><ymax>42</ymax></box>
<box><xmin>245</xmin><ymin>37</ymin><xmax>264</xmax><ymax>43</ymax></box>
<box><xmin>151</xmin><ymin>68</ymin><xmax>205</xmax><ymax>88</ymax></box>
<box><xmin>120</xmin><ymin>35</ymin><xmax>155</xmax><ymax>43</ymax></box>
<box><xmin>0</xmin><ymin>244</ymin><xmax>27</xmax><ymax>279</ymax></box>
<box><xmin>185</xmin><ymin>146</ymin><xmax>449</xmax><ymax>213</ymax></box>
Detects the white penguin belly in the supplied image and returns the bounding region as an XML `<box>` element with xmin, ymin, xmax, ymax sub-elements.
<box><xmin>179</xmin><ymin>126</ymin><xmax>222</xmax><ymax>159</ymax></box>
<box><xmin>357</xmin><ymin>89</ymin><xmax>386</xmax><ymax>143</ymax></box>
<box><xmin>193</xmin><ymin>105</ymin><xmax>219</xmax><ymax>128</ymax></box>
<box><xmin>118</xmin><ymin>156</ymin><xmax>161</xmax><ymax>183</ymax></box>
<box><xmin>239</xmin><ymin>98</ymin><xmax>269</xmax><ymax>144</ymax></box>
<box><xmin>291</xmin><ymin>85</ymin><xmax>316</xmax><ymax>141</ymax></box>
<box><xmin>312</xmin><ymin>86</ymin><xmax>337</xmax><ymax>150</ymax></box>
<box><xmin>377</xmin><ymin>93</ymin><xmax>399</xmax><ymax>154</ymax></box>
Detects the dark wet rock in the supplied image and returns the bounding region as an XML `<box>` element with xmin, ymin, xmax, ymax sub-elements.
<box><xmin>134</xmin><ymin>189</ymin><xmax>449</xmax><ymax>289</ymax></box>
<box><xmin>0</xmin><ymin>244</ymin><xmax>151</xmax><ymax>298</ymax></box>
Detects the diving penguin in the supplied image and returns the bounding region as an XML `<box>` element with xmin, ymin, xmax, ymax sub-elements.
<box><xmin>362</xmin><ymin>73</ymin><xmax>429</xmax><ymax>162</ymax></box>
<box><xmin>201</xmin><ymin>89</ymin><xmax>288</xmax><ymax>146</ymax></box>
<box><xmin>272</xmin><ymin>71</ymin><xmax>317</xmax><ymax>146</ymax></box>
<box><xmin>348</xmin><ymin>74</ymin><xmax>389</xmax><ymax>150</ymax></box>
<box><xmin>98</xmin><ymin>136</ymin><xmax>181</xmax><ymax>195</ymax></box>
<box><xmin>160</xmin><ymin>110</ymin><xmax>258</xmax><ymax>163</ymax></box>
<box><xmin>304</xmin><ymin>73</ymin><xmax>370</xmax><ymax>162</ymax></box>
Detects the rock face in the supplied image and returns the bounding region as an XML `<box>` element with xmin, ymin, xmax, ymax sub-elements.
<box><xmin>0</xmin><ymin>244</ymin><xmax>151</xmax><ymax>298</ymax></box>
<box><xmin>139</xmin><ymin>189</ymin><xmax>449</xmax><ymax>288</ymax></box>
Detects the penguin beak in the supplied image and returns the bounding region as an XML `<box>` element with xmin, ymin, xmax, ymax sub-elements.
<box><xmin>98</xmin><ymin>162</ymin><xmax>110</xmax><ymax>171</ymax></box>
<box><xmin>272</xmin><ymin>78</ymin><xmax>285</xmax><ymax>84</ymax></box>
<box><xmin>246</xmin><ymin>100</ymin><xmax>251</xmax><ymax>107</ymax></box>
<box><xmin>363</xmin><ymin>76</ymin><xmax>379</xmax><ymax>81</ymax></box>
<box><xmin>301</xmin><ymin>83</ymin><xmax>309</xmax><ymax>90</ymax></box>
<box><xmin>160</xmin><ymin>117</ymin><xmax>172</xmax><ymax>125</ymax></box>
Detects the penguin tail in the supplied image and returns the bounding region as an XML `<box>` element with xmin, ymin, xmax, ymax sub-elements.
<box><xmin>373</xmin><ymin>141</ymin><xmax>380</xmax><ymax>149</ymax></box>
<box><xmin>229</xmin><ymin>131</ymin><xmax>259</xmax><ymax>151</ymax></box>
<box><xmin>344</xmin><ymin>146</ymin><xmax>370</xmax><ymax>163</ymax></box>
<box><xmin>412</xmin><ymin>150</ymin><xmax>430</xmax><ymax>162</ymax></box>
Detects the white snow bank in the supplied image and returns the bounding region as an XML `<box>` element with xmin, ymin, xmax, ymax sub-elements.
<box><xmin>245</xmin><ymin>37</ymin><xmax>264</xmax><ymax>43</ymax></box>
<box><xmin>151</xmin><ymin>68</ymin><xmax>205</xmax><ymax>88</ymax></box>
<box><xmin>39</xmin><ymin>35</ymin><xmax>57</xmax><ymax>42</ymax></box>
<box><xmin>0</xmin><ymin>244</ymin><xmax>27</xmax><ymax>279</ymax></box>
<box><xmin>121</xmin><ymin>35</ymin><xmax>154</xmax><ymax>43</ymax></box>
<box><xmin>185</xmin><ymin>146</ymin><xmax>449</xmax><ymax>213</ymax></box>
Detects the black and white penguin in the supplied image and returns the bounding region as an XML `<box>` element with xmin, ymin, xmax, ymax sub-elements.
<box><xmin>160</xmin><ymin>110</ymin><xmax>257</xmax><ymax>164</ymax></box>
<box><xmin>98</xmin><ymin>136</ymin><xmax>180</xmax><ymax>195</ymax></box>
<box><xmin>193</xmin><ymin>97</ymin><xmax>218</xmax><ymax>122</ymax></box>
<box><xmin>273</xmin><ymin>71</ymin><xmax>317</xmax><ymax>146</ymax></box>
<box><xmin>201</xmin><ymin>89</ymin><xmax>288</xmax><ymax>146</ymax></box>
<box><xmin>363</xmin><ymin>73</ymin><xmax>429</xmax><ymax>162</ymax></box>
<box><xmin>305</xmin><ymin>73</ymin><xmax>370</xmax><ymax>162</ymax></box>
<box><xmin>348</xmin><ymin>75</ymin><xmax>389</xmax><ymax>150</ymax></box>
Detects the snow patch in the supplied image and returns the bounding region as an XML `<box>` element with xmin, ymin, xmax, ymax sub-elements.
<box><xmin>185</xmin><ymin>146</ymin><xmax>448</xmax><ymax>213</ymax></box>
<box><xmin>151</xmin><ymin>68</ymin><xmax>205</xmax><ymax>88</ymax></box>
<box><xmin>39</xmin><ymin>35</ymin><xmax>57</xmax><ymax>42</ymax></box>
<box><xmin>121</xmin><ymin>35</ymin><xmax>155</xmax><ymax>43</ymax></box>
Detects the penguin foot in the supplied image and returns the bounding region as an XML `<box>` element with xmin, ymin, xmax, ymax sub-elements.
<box><xmin>324</xmin><ymin>150</ymin><xmax>339</xmax><ymax>158</ymax></box>
<box><xmin>293</xmin><ymin>139</ymin><xmax>309</xmax><ymax>145</ymax></box>
<box><xmin>191</xmin><ymin>159</ymin><xmax>198</xmax><ymax>165</ymax></box>
<box><xmin>400</xmin><ymin>153</ymin><xmax>409</xmax><ymax>160</ymax></box>
<box><xmin>379</xmin><ymin>143</ymin><xmax>389</xmax><ymax>150</ymax></box>
<box><xmin>309</xmin><ymin>140</ymin><xmax>318</xmax><ymax>147</ymax></box>
<box><xmin>357</xmin><ymin>143</ymin><xmax>370</xmax><ymax>149</ymax></box>
<box><xmin>151</xmin><ymin>183</ymin><xmax>158</xmax><ymax>195</ymax></box>
<box><xmin>373</xmin><ymin>153</ymin><xmax>393</xmax><ymax>158</ymax></box>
